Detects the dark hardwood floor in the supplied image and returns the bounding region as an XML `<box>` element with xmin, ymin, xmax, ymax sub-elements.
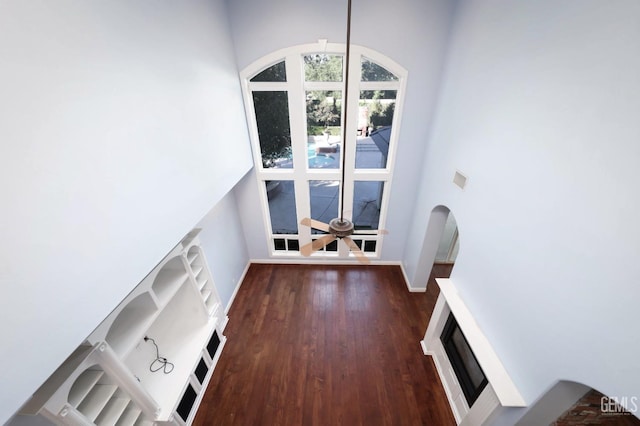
<box><xmin>423</xmin><ymin>262</ymin><xmax>453</xmax><ymax>326</ymax></box>
<box><xmin>194</xmin><ymin>264</ymin><xmax>455</xmax><ymax>425</ymax></box>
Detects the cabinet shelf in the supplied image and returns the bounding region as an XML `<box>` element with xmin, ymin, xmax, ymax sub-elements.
<box><xmin>187</xmin><ymin>251</ymin><xmax>199</xmax><ymax>265</ymax></box>
<box><xmin>69</xmin><ymin>369</ymin><xmax>104</xmax><ymax>407</ymax></box>
<box><xmin>95</xmin><ymin>396</ymin><xmax>130</xmax><ymax>426</ymax></box>
<box><xmin>192</xmin><ymin>266</ymin><xmax>204</xmax><ymax>278</ymax></box>
<box><xmin>152</xmin><ymin>257</ymin><xmax>190</xmax><ymax>307</ymax></box>
<box><xmin>77</xmin><ymin>384</ymin><xmax>118</xmax><ymax>422</ymax></box>
<box><xmin>207</xmin><ymin>302</ymin><xmax>220</xmax><ymax>317</ymax></box>
<box><xmin>115</xmin><ymin>402</ymin><xmax>142</xmax><ymax>426</ymax></box>
<box><xmin>197</xmin><ymin>277</ymin><xmax>208</xmax><ymax>292</ymax></box>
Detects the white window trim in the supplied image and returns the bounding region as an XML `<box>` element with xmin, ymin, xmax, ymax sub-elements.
<box><xmin>240</xmin><ymin>41</ymin><xmax>408</xmax><ymax>261</ymax></box>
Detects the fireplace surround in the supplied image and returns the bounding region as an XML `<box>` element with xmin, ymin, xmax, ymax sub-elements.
<box><xmin>421</xmin><ymin>278</ymin><xmax>526</xmax><ymax>425</ymax></box>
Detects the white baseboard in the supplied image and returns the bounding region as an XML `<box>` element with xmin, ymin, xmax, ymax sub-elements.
<box><xmin>220</xmin><ymin>315</ymin><xmax>230</xmax><ymax>332</ymax></box>
<box><xmin>248</xmin><ymin>258</ymin><xmax>426</xmax><ymax>293</ymax></box>
<box><xmin>225</xmin><ymin>261</ymin><xmax>251</xmax><ymax>315</ymax></box>
<box><xmin>420</xmin><ymin>340</ymin><xmax>429</xmax><ymax>355</ymax></box>
<box><xmin>249</xmin><ymin>257</ymin><xmax>399</xmax><ymax>265</ymax></box>
<box><xmin>398</xmin><ymin>263</ymin><xmax>426</xmax><ymax>292</ymax></box>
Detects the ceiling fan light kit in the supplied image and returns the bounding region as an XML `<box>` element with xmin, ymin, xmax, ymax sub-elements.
<box><xmin>328</xmin><ymin>218</ymin><xmax>355</xmax><ymax>238</ymax></box>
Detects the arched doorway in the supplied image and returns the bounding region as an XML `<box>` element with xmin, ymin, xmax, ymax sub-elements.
<box><xmin>412</xmin><ymin>205</ymin><xmax>459</xmax><ymax>324</ymax></box>
<box><xmin>413</xmin><ymin>205</ymin><xmax>459</xmax><ymax>290</ymax></box>
<box><xmin>431</xmin><ymin>208</ymin><xmax>459</xmax><ymax>285</ymax></box>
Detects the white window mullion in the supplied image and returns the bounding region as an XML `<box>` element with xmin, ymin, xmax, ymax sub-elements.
<box><xmin>285</xmin><ymin>54</ymin><xmax>312</xmax><ymax>247</ymax></box>
<box><xmin>260</xmin><ymin>170</ymin><xmax>295</xmax><ymax>181</ymax></box>
<box><xmin>305</xmin><ymin>170</ymin><xmax>341</xmax><ymax>180</ymax></box>
<box><xmin>304</xmin><ymin>81</ymin><xmax>344</xmax><ymax>91</ymax></box>
<box><xmin>286</xmin><ymin>54</ymin><xmax>307</xmax><ymax>172</ymax></box>
<box><xmin>295</xmin><ymin>174</ymin><xmax>311</xmax><ymax>247</ymax></box>
<box><xmin>338</xmin><ymin>49</ymin><xmax>363</xmax><ymax>260</ymax></box>
<box><xmin>351</xmin><ymin>170</ymin><xmax>390</xmax><ymax>181</ymax></box>
<box><xmin>342</xmin><ymin>48</ymin><xmax>361</xmax><ymax>220</ymax></box>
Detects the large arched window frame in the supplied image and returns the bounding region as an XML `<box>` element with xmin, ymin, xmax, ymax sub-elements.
<box><xmin>240</xmin><ymin>42</ymin><xmax>407</xmax><ymax>261</ymax></box>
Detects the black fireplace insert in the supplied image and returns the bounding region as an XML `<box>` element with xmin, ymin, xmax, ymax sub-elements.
<box><xmin>440</xmin><ymin>312</ymin><xmax>488</xmax><ymax>406</ymax></box>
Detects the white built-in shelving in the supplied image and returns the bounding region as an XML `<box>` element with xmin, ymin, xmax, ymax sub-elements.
<box><xmin>15</xmin><ymin>230</ymin><xmax>228</xmax><ymax>426</ymax></box>
<box><xmin>186</xmin><ymin>246</ymin><xmax>222</xmax><ymax>318</ymax></box>
<box><xmin>105</xmin><ymin>293</ymin><xmax>158</xmax><ymax>358</ymax></box>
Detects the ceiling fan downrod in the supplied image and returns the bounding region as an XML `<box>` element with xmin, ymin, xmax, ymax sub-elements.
<box><xmin>337</xmin><ymin>0</ymin><xmax>352</xmax><ymax>224</ymax></box>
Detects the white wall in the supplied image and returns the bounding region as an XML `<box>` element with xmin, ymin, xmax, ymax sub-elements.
<box><xmin>196</xmin><ymin>187</ymin><xmax>250</xmax><ymax>309</ymax></box>
<box><xmin>228</xmin><ymin>0</ymin><xmax>457</xmax><ymax>262</ymax></box>
<box><xmin>515</xmin><ymin>381</ymin><xmax>590</xmax><ymax>426</ymax></box>
<box><xmin>235</xmin><ymin>169</ymin><xmax>268</xmax><ymax>260</ymax></box>
<box><xmin>435</xmin><ymin>212</ymin><xmax>457</xmax><ymax>261</ymax></box>
<box><xmin>405</xmin><ymin>0</ymin><xmax>640</xmax><ymax>420</ymax></box>
<box><xmin>0</xmin><ymin>0</ymin><xmax>252</xmax><ymax>422</ymax></box>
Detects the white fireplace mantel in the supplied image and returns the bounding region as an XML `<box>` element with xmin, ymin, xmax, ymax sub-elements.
<box><xmin>422</xmin><ymin>278</ymin><xmax>526</xmax><ymax>423</ymax></box>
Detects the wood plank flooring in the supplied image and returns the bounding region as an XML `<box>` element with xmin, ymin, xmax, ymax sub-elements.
<box><xmin>194</xmin><ymin>264</ymin><xmax>455</xmax><ymax>426</ymax></box>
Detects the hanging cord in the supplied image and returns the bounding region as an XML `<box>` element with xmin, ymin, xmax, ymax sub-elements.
<box><xmin>144</xmin><ymin>336</ymin><xmax>174</xmax><ymax>374</ymax></box>
<box><xmin>339</xmin><ymin>0</ymin><xmax>352</xmax><ymax>223</ymax></box>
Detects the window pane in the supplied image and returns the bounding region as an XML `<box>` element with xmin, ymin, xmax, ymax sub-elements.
<box><xmin>363</xmin><ymin>240</ymin><xmax>377</xmax><ymax>252</ymax></box>
<box><xmin>274</xmin><ymin>238</ymin><xmax>286</xmax><ymax>251</ymax></box>
<box><xmin>309</xmin><ymin>180</ymin><xmax>339</xmax><ymax>234</ymax></box>
<box><xmin>356</xmin><ymin>90</ymin><xmax>396</xmax><ymax>169</ymax></box>
<box><xmin>252</xmin><ymin>91</ymin><xmax>292</xmax><ymax>168</ymax></box>
<box><xmin>306</xmin><ymin>90</ymin><xmax>341</xmax><ymax>169</ymax></box>
<box><xmin>361</xmin><ymin>57</ymin><xmax>398</xmax><ymax>81</ymax></box>
<box><xmin>353</xmin><ymin>181</ymin><xmax>384</xmax><ymax>231</ymax></box>
<box><xmin>287</xmin><ymin>239</ymin><xmax>300</xmax><ymax>251</ymax></box>
<box><xmin>304</xmin><ymin>54</ymin><xmax>343</xmax><ymax>82</ymax></box>
<box><xmin>266</xmin><ymin>180</ymin><xmax>297</xmax><ymax>234</ymax></box>
<box><xmin>251</xmin><ymin>61</ymin><xmax>287</xmax><ymax>82</ymax></box>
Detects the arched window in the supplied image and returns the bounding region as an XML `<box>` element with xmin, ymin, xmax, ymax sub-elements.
<box><xmin>241</xmin><ymin>42</ymin><xmax>407</xmax><ymax>261</ymax></box>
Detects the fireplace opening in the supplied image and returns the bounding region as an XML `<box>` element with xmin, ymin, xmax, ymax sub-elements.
<box><xmin>440</xmin><ymin>312</ymin><xmax>488</xmax><ymax>406</ymax></box>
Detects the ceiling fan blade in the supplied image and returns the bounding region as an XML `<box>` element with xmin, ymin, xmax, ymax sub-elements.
<box><xmin>300</xmin><ymin>234</ymin><xmax>337</xmax><ymax>257</ymax></box>
<box><xmin>356</xmin><ymin>228</ymin><xmax>388</xmax><ymax>235</ymax></box>
<box><xmin>343</xmin><ymin>236</ymin><xmax>371</xmax><ymax>265</ymax></box>
<box><xmin>300</xmin><ymin>217</ymin><xmax>331</xmax><ymax>233</ymax></box>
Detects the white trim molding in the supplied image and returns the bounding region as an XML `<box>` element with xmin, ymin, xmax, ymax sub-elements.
<box><xmin>246</xmin><ymin>259</ymin><xmax>421</xmax><ymax>295</ymax></box>
<box><xmin>225</xmin><ymin>261</ymin><xmax>252</xmax><ymax>315</ymax></box>
<box><xmin>423</xmin><ymin>278</ymin><xmax>526</xmax><ymax>424</ymax></box>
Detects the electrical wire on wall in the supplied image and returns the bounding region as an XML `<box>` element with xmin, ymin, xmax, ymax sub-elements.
<box><xmin>144</xmin><ymin>336</ymin><xmax>174</xmax><ymax>374</ymax></box>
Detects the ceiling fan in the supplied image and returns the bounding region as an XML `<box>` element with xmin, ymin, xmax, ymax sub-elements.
<box><xmin>299</xmin><ymin>0</ymin><xmax>386</xmax><ymax>265</ymax></box>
